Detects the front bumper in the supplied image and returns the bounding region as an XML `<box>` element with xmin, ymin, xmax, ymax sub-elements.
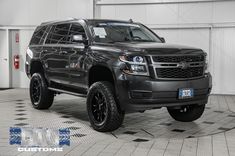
<box><xmin>114</xmin><ymin>68</ymin><xmax>212</xmax><ymax>111</ymax></box>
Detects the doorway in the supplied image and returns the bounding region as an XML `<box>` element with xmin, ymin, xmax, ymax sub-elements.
<box><xmin>0</xmin><ymin>29</ymin><xmax>10</xmax><ymax>88</ymax></box>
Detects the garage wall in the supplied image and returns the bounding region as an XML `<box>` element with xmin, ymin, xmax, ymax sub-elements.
<box><xmin>97</xmin><ymin>0</ymin><xmax>235</xmax><ymax>94</ymax></box>
<box><xmin>0</xmin><ymin>0</ymin><xmax>94</xmax><ymax>26</ymax></box>
<box><xmin>0</xmin><ymin>0</ymin><xmax>94</xmax><ymax>88</ymax></box>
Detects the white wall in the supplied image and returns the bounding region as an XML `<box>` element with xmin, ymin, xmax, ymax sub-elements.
<box><xmin>97</xmin><ymin>0</ymin><xmax>235</xmax><ymax>95</ymax></box>
<box><xmin>0</xmin><ymin>30</ymin><xmax>10</xmax><ymax>88</ymax></box>
<box><xmin>0</xmin><ymin>0</ymin><xmax>94</xmax><ymax>26</ymax></box>
<box><xmin>0</xmin><ymin>0</ymin><xmax>93</xmax><ymax>88</ymax></box>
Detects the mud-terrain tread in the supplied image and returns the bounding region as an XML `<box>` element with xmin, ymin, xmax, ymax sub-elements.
<box><xmin>30</xmin><ymin>73</ymin><xmax>54</xmax><ymax>109</ymax></box>
<box><xmin>87</xmin><ymin>81</ymin><xmax>124</xmax><ymax>132</ymax></box>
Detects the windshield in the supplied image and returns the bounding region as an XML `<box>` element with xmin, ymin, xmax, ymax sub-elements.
<box><xmin>88</xmin><ymin>22</ymin><xmax>162</xmax><ymax>43</ymax></box>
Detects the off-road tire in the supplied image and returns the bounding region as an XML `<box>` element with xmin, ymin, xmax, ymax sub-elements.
<box><xmin>29</xmin><ymin>73</ymin><xmax>54</xmax><ymax>109</ymax></box>
<box><xmin>87</xmin><ymin>81</ymin><xmax>125</xmax><ymax>132</ymax></box>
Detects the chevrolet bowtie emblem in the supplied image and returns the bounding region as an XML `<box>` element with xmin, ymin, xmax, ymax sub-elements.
<box><xmin>178</xmin><ymin>61</ymin><xmax>189</xmax><ymax>69</ymax></box>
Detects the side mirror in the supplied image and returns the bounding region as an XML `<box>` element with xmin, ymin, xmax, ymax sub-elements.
<box><xmin>73</xmin><ymin>35</ymin><xmax>83</xmax><ymax>42</ymax></box>
<box><xmin>160</xmin><ymin>37</ymin><xmax>165</xmax><ymax>43</ymax></box>
<box><xmin>72</xmin><ymin>35</ymin><xmax>89</xmax><ymax>46</ymax></box>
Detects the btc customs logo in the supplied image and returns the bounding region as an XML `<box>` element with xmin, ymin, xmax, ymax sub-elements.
<box><xmin>9</xmin><ymin>127</ymin><xmax>70</xmax><ymax>152</ymax></box>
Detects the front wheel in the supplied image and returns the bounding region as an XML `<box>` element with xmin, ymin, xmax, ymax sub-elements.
<box><xmin>167</xmin><ymin>104</ymin><xmax>205</xmax><ymax>122</ymax></box>
<box><xmin>29</xmin><ymin>73</ymin><xmax>54</xmax><ymax>109</ymax></box>
<box><xmin>87</xmin><ymin>81</ymin><xmax>125</xmax><ymax>132</ymax></box>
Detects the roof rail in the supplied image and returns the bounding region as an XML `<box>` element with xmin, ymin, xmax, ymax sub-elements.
<box><xmin>40</xmin><ymin>18</ymin><xmax>79</xmax><ymax>25</ymax></box>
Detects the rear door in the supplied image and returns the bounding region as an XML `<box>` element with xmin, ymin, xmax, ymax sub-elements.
<box><xmin>43</xmin><ymin>23</ymin><xmax>71</xmax><ymax>84</ymax></box>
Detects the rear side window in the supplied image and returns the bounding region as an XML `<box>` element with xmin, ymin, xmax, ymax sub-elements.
<box><xmin>30</xmin><ymin>26</ymin><xmax>48</xmax><ymax>45</ymax></box>
<box><xmin>45</xmin><ymin>24</ymin><xmax>71</xmax><ymax>44</ymax></box>
<box><xmin>45</xmin><ymin>23</ymin><xmax>86</xmax><ymax>44</ymax></box>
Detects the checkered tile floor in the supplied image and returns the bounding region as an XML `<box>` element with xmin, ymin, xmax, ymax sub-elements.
<box><xmin>0</xmin><ymin>89</ymin><xmax>235</xmax><ymax>156</ymax></box>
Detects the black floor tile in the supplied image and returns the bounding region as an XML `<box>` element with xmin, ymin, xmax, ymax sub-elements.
<box><xmin>123</xmin><ymin>131</ymin><xmax>137</xmax><ymax>135</ymax></box>
<box><xmin>61</xmin><ymin>115</ymin><xmax>71</xmax><ymax>118</ymax></box>
<box><xmin>63</xmin><ymin>121</ymin><xmax>76</xmax><ymax>124</ymax></box>
<box><xmin>218</xmin><ymin>127</ymin><xmax>231</xmax><ymax>131</ymax></box>
<box><xmin>68</xmin><ymin>126</ymin><xmax>80</xmax><ymax>130</ymax></box>
<box><xmin>133</xmin><ymin>138</ymin><xmax>149</xmax><ymax>142</ymax></box>
<box><xmin>15</xmin><ymin>113</ymin><xmax>26</xmax><ymax>116</ymax></box>
<box><xmin>203</xmin><ymin>121</ymin><xmax>215</xmax><ymax>124</ymax></box>
<box><xmin>214</xmin><ymin>110</ymin><xmax>224</xmax><ymax>113</ymax></box>
<box><xmin>15</xmin><ymin>109</ymin><xmax>26</xmax><ymax>112</ymax></box>
<box><xmin>15</xmin><ymin>118</ymin><xmax>27</xmax><ymax>120</ymax></box>
<box><xmin>71</xmin><ymin>133</ymin><xmax>86</xmax><ymax>137</ymax></box>
<box><xmin>172</xmin><ymin>129</ymin><xmax>185</xmax><ymax>133</ymax></box>
<box><xmin>16</xmin><ymin>106</ymin><xmax>25</xmax><ymax>108</ymax></box>
<box><xmin>16</xmin><ymin>103</ymin><xmax>24</xmax><ymax>105</ymax></box>
<box><xmin>14</xmin><ymin>123</ymin><xmax>28</xmax><ymax>126</ymax></box>
<box><xmin>159</xmin><ymin>122</ymin><xmax>172</xmax><ymax>126</ymax></box>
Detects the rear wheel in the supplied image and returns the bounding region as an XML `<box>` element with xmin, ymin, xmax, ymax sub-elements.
<box><xmin>167</xmin><ymin>104</ymin><xmax>205</xmax><ymax>122</ymax></box>
<box><xmin>87</xmin><ymin>81</ymin><xmax>124</xmax><ymax>132</ymax></box>
<box><xmin>29</xmin><ymin>73</ymin><xmax>54</xmax><ymax>109</ymax></box>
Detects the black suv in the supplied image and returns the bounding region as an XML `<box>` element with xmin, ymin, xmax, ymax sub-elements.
<box><xmin>25</xmin><ymin>19</ymin><xmax>212</xmax><ymax>132</ymax></box>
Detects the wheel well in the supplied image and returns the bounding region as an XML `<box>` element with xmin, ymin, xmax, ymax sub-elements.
<box><xmin>89</xmin><ymin>66</ymin><xmax>115</xmax><ymax>87</ymax></box>
<box><xmin>30</xmin><ymin>61</ymin><xmax>44</xmax><ymax>76</ymax></box>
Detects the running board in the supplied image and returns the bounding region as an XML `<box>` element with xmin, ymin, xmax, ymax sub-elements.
<box><xmin>48</xmin><ymin>87</ymin><xmax>87</xmax><ymax>97</ymax></box>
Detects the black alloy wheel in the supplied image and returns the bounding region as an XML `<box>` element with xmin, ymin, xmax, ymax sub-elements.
<box><xmin>87</xmin><ymin>81</ymin><xmax>125</xmax><ymax>132</ymax></box>
<box><xmin>31</xmin><ymin>77</ymin><xmax>41</xmax><ymax>105</ymax></box>
<box><xmin>91</xmin><ymin>91</ymin><xmax>108</xmax><ymax>125</ymax></box>
<box><xmin>29</xmin><ymin>73</ymin><xmax>54</xmax><ymax>109</ymax></box>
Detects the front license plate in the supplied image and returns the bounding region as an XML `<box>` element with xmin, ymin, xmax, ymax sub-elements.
<box><xmin>178</xmin><ymin>88</ymin><xmax>194</xmax><ymax>99</ymax></box>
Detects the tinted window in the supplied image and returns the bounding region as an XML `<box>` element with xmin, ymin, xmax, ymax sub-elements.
<box><xmin>88</xmin><ymin>22</ymin><xmax>162</xmax><ymax>43</ymax></box>
<box><xmin>45</xmin><ymin>23</ymin><xmax>86</xmax><ymax>44</ymax></box>
<box><xmin>45</xmin><ymin>24</ymin><xmax>71</xmax><ymax>44</ymax></box>
<box><xmin>30</xmin><ymin>26</ymin><xmax>48</xmax><ymax>45</ymax></box>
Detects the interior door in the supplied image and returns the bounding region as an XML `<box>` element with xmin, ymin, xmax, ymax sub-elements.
<box><xmin>0</xmin><ymin>29</ymin><xmax>10</xmax><ymax>88</ymax></box>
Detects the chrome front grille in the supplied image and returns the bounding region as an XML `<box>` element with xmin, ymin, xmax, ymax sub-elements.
<box><xmin>150</xmin><ymin>54</ymin><xmax>205</xmax><ymax>79</ymax></box>
<box><xmin>152</xmin><ymin>55</ymin><xmax>205</xmax><ymax>63</ymax></box>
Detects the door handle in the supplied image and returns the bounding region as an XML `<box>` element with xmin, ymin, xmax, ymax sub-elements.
<box><xmin>0</xmin><ymin>58</ymin><xmax>7</xmax><ymax>61</ymax></box>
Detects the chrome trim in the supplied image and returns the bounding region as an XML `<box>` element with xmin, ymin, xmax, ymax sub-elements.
<box><xmin>149</xmin><ymin>61</ymin><xmax>204</xmax><ymax>68</ymax></box>
<box><xmin>29</xmin><ymin>44</ymin><xmax>85</xmax><ymax>49</ymax></box>
<box><xmin>48</xmin><ymin>87</ymin><xmax>87</xmax><ymax>97</ymax></box>
<box><xmin>149</xmin><ymin>55</ymin><xmax>205</xmax><ymax>79</ymax></box>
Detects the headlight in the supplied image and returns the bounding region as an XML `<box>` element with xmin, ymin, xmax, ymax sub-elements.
<box><xmin>205</xmin><ymin>58</ymin><xmax>209</xmax><ymax>73</ymax></box>
<box><xmin>204</xmin><ymin>53</ymin><xmax>209</xmax><ymax>73</ymax></box>
<box><xmin>119</xmin><ymin>55</ymin><xmax>149</xmax><ymax>76</ymax></box>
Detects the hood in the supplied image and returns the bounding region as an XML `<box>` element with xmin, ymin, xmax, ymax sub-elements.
<box><xmin>113</xmin><ymin>42</ymin><xmax>204</xmax><ymax>55</ymax></box>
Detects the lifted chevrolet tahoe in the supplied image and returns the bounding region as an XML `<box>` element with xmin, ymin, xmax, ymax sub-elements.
<box><xmin>25</xmin><ymin>19</ymin><xmax>212</xmax><ymax>132</ymax></box>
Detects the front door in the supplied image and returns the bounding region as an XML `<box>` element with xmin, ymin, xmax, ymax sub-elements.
<box><xmin>68</xmin><ymin>23</ymin><xmax>89</xmax><ymax>93</ymax></box>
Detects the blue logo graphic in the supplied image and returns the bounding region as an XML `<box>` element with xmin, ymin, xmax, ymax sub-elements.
<box><xmin>59</xmin><ymin>128</ymin><xmax>70</xmax><ymax>146</ymax></box>
<box><xmin>10</xmin><ymin>127</ymin><xmax>21</xmax><ymax>145</ymax></box>
<box><xmin>9</xmin><ymin>127</ymin><xmax>70</xmax><ymax>147</ymax></box>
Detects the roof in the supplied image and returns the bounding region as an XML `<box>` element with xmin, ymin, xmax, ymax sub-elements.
<box><xmin>40</xmin><ymin>18</ymin><xmax>134</xmax><ymax>26</ymax></box>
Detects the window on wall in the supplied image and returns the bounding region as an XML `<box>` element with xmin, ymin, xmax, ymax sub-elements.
<box><xmin>30</xmin><ymin>26</ymin><xmax>48</xmax><ymax>45</ymax></box>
